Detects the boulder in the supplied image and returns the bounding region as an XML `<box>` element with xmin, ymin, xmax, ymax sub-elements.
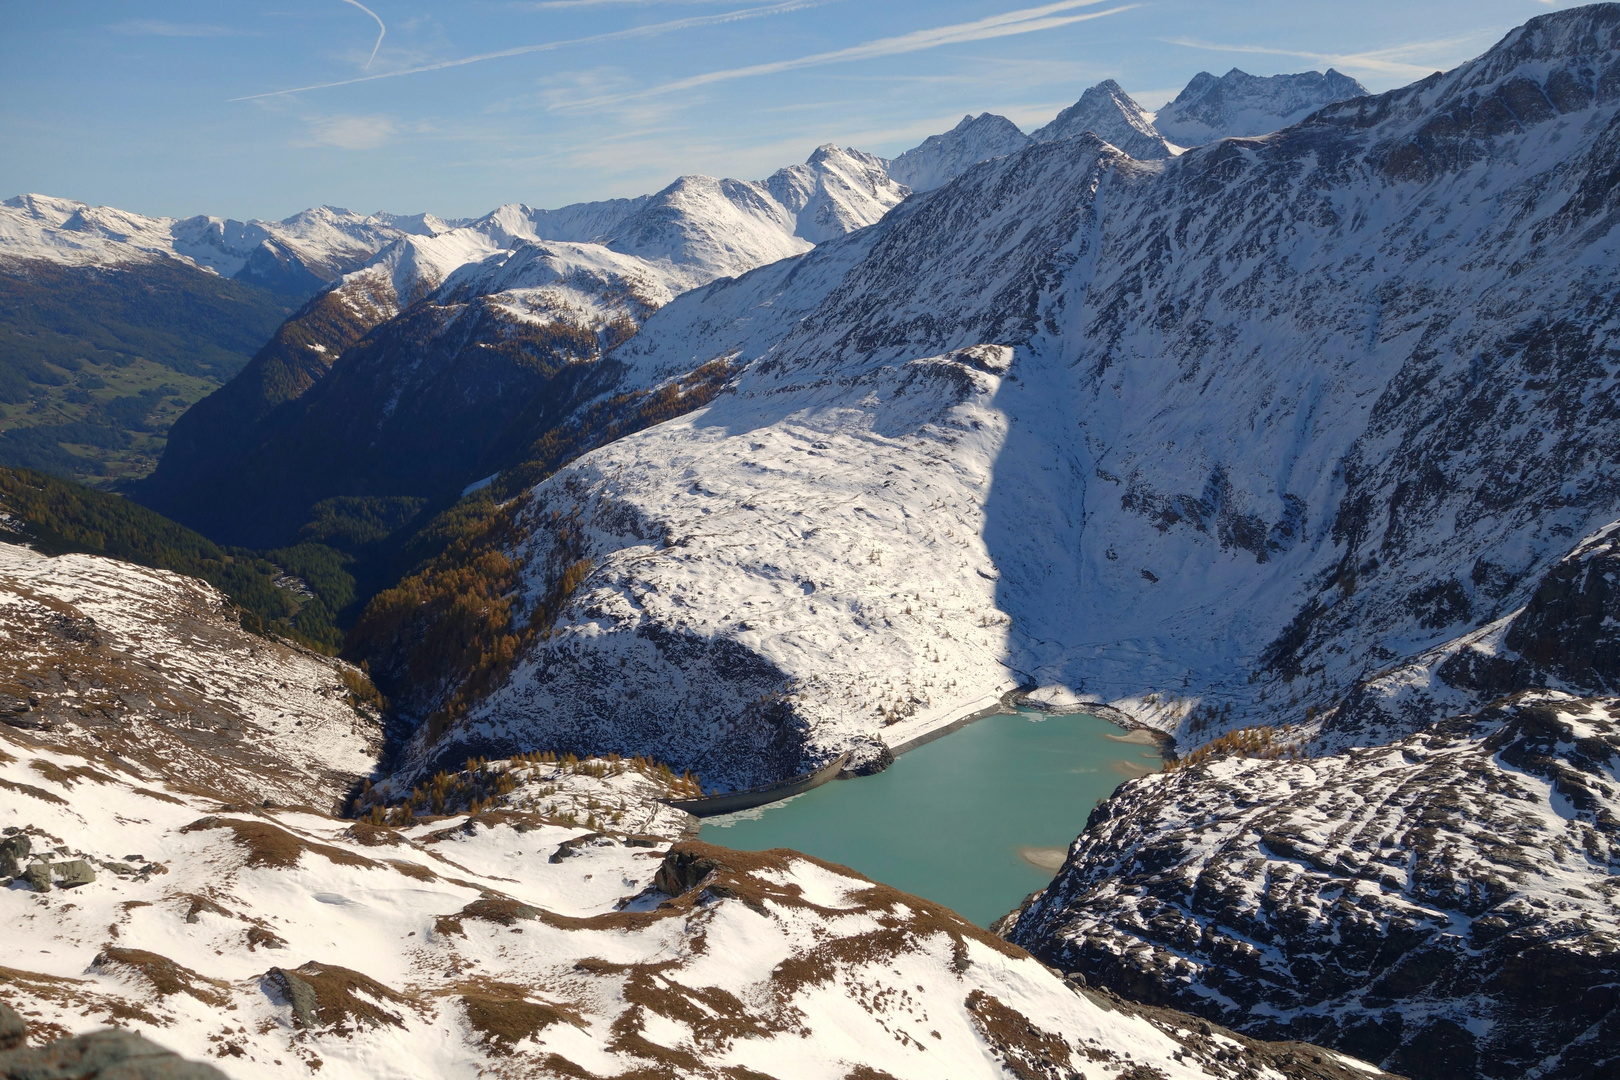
<box><xmin>548</xmin><ymin>832</ymin><xmax>612</xmax><ymax>863</ymax></box>
<box><xmin>52</xmin><ymin>861</ymin><xmax>95</xmax><ymax>889</ymax></box>
<box><xmin>0</xmin><ymin>1003</ymin><xmax>23</xmax><ymax>1052</ymax></box>
<box><xmin>653</xmin><ymin>846</ymin><xmax>726</xmax><ymax>896</ymax></box>
<box><xmin>0</xmin><ymin>834</ymin><xmax>28</xmax><ymax>879</ymax></box>
<box><xmin>21</xmin><ymin>862</ymin><xmax>51</xmax><ymax>893</ymax></box>
<box><xmin>0</xmin><ymin>1028</ymin><xmax>229</xmax><ymax>1080</ymax></box>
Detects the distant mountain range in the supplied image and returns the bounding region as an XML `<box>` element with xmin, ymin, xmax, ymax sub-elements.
<box><xmin>0</xmin><ymin>63</ymin><xmax>1363</xmax><ymax>511</ymax></box>
<box><xmin>0</xmin><ymin>63</ymin><xmax>1367</xmax><ymax>296</ymax></box>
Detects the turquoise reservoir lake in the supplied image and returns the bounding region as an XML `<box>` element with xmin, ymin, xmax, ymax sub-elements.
<box><xmin>701</xmin><ymin>709</ymin><xmax>1165</xmax><ymax>927</ymax></box>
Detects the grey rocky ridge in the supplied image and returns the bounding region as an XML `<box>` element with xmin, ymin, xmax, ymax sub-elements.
<box><xmin>1031</xmin><ymin>78</ymin><xmax>1173</xmax><ymax>159</ymax></box>
<box><xmin>1000</xmin><ymin>692</ymin><xmax>1620</xmax><ymax>1080</ymax></box>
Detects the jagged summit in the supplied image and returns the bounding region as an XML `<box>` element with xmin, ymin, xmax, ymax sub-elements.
<box><xmin>762</xmin><ymin>143</ymin><xmax>908</xmax><ymax>245</ymax></box>
<box><xmin>884</xmin><ymin>112</ymin><xmax>1033</xmax><ymax>191</ymax></box>
<box><xmin>1032</xmin><ymin>79</ymin><xmax>1173</xmax><ymax>160</ymax></box>
<box><xmin>1153</xmin><ymin>66</ymin><xmax>1367</xmax><ymax>145</ymax></box>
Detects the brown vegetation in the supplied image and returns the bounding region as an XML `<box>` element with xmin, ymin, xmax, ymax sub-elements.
<box><xmin>351</xmin><ymin>751</ymin><xmax>702</xmax><ymax>825</ymax></box>
<box><xmin>91</xmin><ymin>947</ymin><xmax>228</xmax><ymax>1006</ymax></box>
<box><xmin>1171</xmin><ymin>725</ymin><xmax>1308</xmax><ymax>770</ymax></box>
<box><xmin>965</xmin><ymin>989</ymin><xmax>1078</xmax><ymax>1080</ymax></box>
<box><xmin>180</xmin><ymin>817</ymin><xmax>379</xmax><ymax>870</ymax></box>
<box><xmin>460</xmin><ymin>991</ymin><xmax>573</xmax><ymax>1054</ymax></box>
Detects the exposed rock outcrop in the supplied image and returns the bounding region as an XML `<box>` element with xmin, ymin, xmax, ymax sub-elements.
<box><xmin>1003</xmin><ymin>695</ymin><xmax>1620</xmax><ymax>1080</ymax></box>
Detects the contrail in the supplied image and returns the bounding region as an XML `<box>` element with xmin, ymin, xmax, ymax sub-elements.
<box><xmin>229</xmin><ymin>1</ymin><xmax>817</xmax><ymax>101</ymax></box>
<box><xmin>339</xmin><ymin>0</ymin><xmax>386</xmax><ymax>69</ymax></box>
<box><xmin>550</xmin><ymin>0</ymin><xmax>1139</xmax><ymax>113</ymax></box>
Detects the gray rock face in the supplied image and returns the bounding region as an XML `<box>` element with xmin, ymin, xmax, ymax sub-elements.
<box><xmin>1003</xmin><ymin>695</ymin><xmax>1620</xmax><ymax>1080</ymax></box>
<box><xmin>1154</xmin><ymin>67</ymin><xmax>1368</xmax><ymax>145</ymax></box>
<box><xmin>21</xmin><ymin>862</ymin><xmax>51</xmax><ymax>893</ymax></box>
<box><xmin>1324</xmin><ymin>518</ymin><xmax>1620</xmax><ymax>749</ymax></box>
<box><xmin>0</xmin><ymin>1029</ymin><xmax>229</xmax><ymax>1080</ymax></box>
<box><xmin>1441</xmin><ymin>522</ymin><xmax>1620</xmax><ymax>697</ymax></box>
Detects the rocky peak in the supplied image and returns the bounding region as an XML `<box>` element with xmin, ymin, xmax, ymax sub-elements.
<box><xmin>1032</xmin><ymin>79</ymin><xmax>1172</xmax><ymax>160</ymax></box>
<box><xmin>1154</xmin><ymin>66</ymin><xmax>1368</xmax><ymax>145</ymax></box>
<box><xmin>883</xmin><ymin>112</ymin><xmax>1033</xmax><ymax>191</ymax></box>
<box><xmin>762</xmin><ymin>144</ymin><xmax>909</xmax><ymax>244</ymax></box>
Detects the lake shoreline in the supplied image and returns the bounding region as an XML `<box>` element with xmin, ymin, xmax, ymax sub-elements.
<box><xmin>876</xmin><ymin>685</ymin><xmax>1177</xmax><ymax>767</ymax></box>
<box><xmin>705</xmin><ymin>709</ymin><xmax>1168</xmax><ymax>927</ymax></box>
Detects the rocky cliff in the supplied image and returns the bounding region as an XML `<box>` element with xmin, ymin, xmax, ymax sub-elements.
<box><xmin>1001</xmin><ymin>691</ymin><xmax>1620</xmax><ymax>1080</ymax></box>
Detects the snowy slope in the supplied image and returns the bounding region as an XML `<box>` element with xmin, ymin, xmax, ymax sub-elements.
<box><xmin>1153</xmin><ymin>68</ymin><xmax>1368</xmax><ymax>146</ymax></box>
<box><xmin>0</xmin><ymin>547</ymin><xmax>1377</xmax><ymax>1080</ymax></box>
<box><xmin>884</xmin><ymin>113</ymin><xmax>1033</xmax><ymax>192</ymax></box>
<box><xmin>0</xmin><ymin>543</ymin><xmax>381</xmax><ymax>809</ymax></box>
<box><xmin>1032</xmin><ymin>79</ymin><xmax>1173</xmax><ymax>160</ymax></box>
<box><xmin>406</xmin><ymin>5</ymin><xmax>1620</xmax><ymax>792</ymax></box>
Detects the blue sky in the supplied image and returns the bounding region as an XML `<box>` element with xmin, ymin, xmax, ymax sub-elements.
<box><xmin>0</xmin><ymin>0</ymin><xmax>1583</xmax><ymax>221</ymax></box>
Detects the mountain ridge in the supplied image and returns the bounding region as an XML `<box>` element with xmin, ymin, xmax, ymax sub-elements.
<box><xmin>383</xmin><ymin>3</ymin><xmax>1620</xmax><ymax>796</ymax></box>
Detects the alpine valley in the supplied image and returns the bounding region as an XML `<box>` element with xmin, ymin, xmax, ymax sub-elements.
<box><xmin>2</xmin><ymin>6</ymin><xmax>1618</xmax><ymax>1080</ymax></box>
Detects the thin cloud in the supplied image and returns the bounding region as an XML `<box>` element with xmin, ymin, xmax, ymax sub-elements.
<box><xmin>111</xmin><ymin>19</ymin><xmax>242</xmax><ymax>37</ymax></box>
<box><xmin>549</xmin><ymin>0</ymin><xmax>1142</xmax><ymax>113</ymax></box>
<box><xmin>301</xmin><ymin>113</ymin><xmax>401</xmax><ymax>150</ymax></box>
<box><xmin>515</xmin><ymin>0</ymin><xmax>760</xmax><ymax>7</ymax></box>
<box><xmin>1161</xmin><ymin>30</ymin><xmax>1499</xmax><ymax>82</ymax></box>
<box><xmin>230</xmin><ymin>1</ymin><xmax>818</xmax><ymax>101</ymax></box>
<box><xmin>338</xmin><ymin>0</ymin><xmax>388</xmax><ymax>70</ymax></box>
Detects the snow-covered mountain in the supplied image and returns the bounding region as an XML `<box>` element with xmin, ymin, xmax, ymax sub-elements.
<box><xmin>7</xmin><ymin>8</ymin><xmax>1619</xmax><ymax>1079</ymax></box>
<box><xmin>1153</xmin><ymin>67</ymin><xmax>1368</xmax><ymax>146</ymax></box>
<box><xmin>885</xmin><ymin>113</ymin><xmax>1033</xmax><ymax>192</ymax></box>
<box><xmin>0</xmin><ymin>544</ymin><xmax>1381</xmax><ymax>1080</ymax></box>
<box><xmin>386</xmin><ymin>3</ymin><xmax>1620</xmax><ymax>796</ymax></box>
<box><xmin>1002</xmin><ymin>691</ymin><xmax>1620</xmax><ymax>1080</ymax></box>
<box><xmin>140</xmin><ymin>144</ymin><xmax>908</xmax><ymax>544</ymax></box>
<box><xmin>1032</xmin><ymin>79</ymin><xmax>1173</xmax><ymax>159</ymax></box>
<box><xmin>0</xmin><ymin>195</ymin><xmax>436</xmax><ymax>295</ymax></box>
<box><xmin>369</xmin><ymin>143</ymin><xmax>907</xmax><ymax>305</ymax></box>
<box><xmin>881</xmin><ymin>84</ymin><xmax>1171</xmax><ymax>194</ymax></box>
